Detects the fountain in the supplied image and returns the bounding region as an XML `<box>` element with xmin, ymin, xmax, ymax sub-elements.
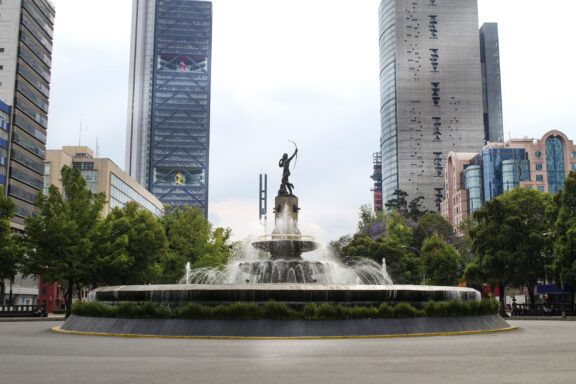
<box><xmin>61</xmin><ymin>145</ymin><xmax>512</xmax><ymax>338</ymax></box>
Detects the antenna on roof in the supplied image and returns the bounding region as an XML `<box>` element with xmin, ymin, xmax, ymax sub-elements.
<box><xmin>95</xmin><ymin>136</ymin><xmax>100</xmax><ymax>157</ymax></box>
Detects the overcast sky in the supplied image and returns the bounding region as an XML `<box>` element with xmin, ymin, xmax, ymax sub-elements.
<box><xmin>46</xmin><ymin>0</ymin><xmax>576</xmax><ymax>244</ymax></box>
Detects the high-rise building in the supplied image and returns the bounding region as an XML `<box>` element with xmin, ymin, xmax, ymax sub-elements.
<box><xmin>480</xmin><ymin>22</ymin><xmax>503</xmax><ymax>143</ymax></box>
<box><xmin>0</xmin><ymin>101</ymin><xmax>10</xmax><ymax>188</ymax></box>
<box><xmin>378</xmin><ymin>0</ymin><xmax>485</xmax><ymax>211</ymax></box>
<box><xmin>126</xmin><ymin>0</ymin><xmax>212</xmax><ymax>215</ymax></box>
<box><xmin>0</xmin><ymin>0</ymin><xmax>55</xmax><ymax>229</ymax></box>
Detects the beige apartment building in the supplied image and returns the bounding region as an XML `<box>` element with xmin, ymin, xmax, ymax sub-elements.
<box><xmin>441</xmin><ymin>130</ymin><xmax>576</xmax><ymax>234</ymax></box>
<box><xmin>45</xmin><ymin>146</ymin><xmax>163</xmax><ymax>217</ymax></box>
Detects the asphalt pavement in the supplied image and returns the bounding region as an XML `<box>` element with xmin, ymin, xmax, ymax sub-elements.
<box><xmin>1</xmin><ymin>320</ymin><xmax>574</xmax><ymax>384</ymax></box>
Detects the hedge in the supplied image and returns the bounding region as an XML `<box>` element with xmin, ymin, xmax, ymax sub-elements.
<box><xmin>72</xmin><ymin>300</ymin><xmax>498</xmax><ymax>321</ymax></box>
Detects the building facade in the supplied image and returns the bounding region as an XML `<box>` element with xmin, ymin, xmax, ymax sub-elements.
<box><xmin>378</xmin><ymin>0</ymin><xmax>486</xmax><ymax>211</ymax></box>
<box><xmin>45</xmin><ymin>146</ymin><xmax>164</xmax><ymax>217</ymax></box>
<box><xmin>479</xmin><ymin>22</ymin><xmax>503</xmax><ymax>143</ymax></box>
<box><xmin>441</xmin><ymin>130</ymin><xmax>576</xmax><ymax>232</ymax></box>
<box><xmin>0</xmin><ymin>0</ymin><xmax>54</xmax><ymax>229</ymax></box>
<box><xmin>0</xmin><ymin>101</ymin><xmax>10</xmax><ymax>188</ymax></box>
<box><xmin>125</xmin><ymin>0</ymin><xmax>212</xmax><ymax>215</ymax></box>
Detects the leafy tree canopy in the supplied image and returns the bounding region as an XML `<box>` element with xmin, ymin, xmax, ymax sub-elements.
<box><xmin>421</xmin><ymin>235</ymin><xmax>461</xmax><ymax>286</ymax></box>
<box><xmin>95</xmin><ymin>202</ymin><xmax>168</xmax><ymax>285</ymax></box>
<box><xmin>25</xmin><ymin>166</ymin><xmax>105</xmax><ymax>317</ymax></box>
<box><xmin>552</xmin><ymin>171</ymin><xmax>576</xmax><ymax>285</ymax></box>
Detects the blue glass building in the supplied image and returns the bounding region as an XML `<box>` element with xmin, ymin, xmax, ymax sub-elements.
<box><xmin>126</xmin><ymin>0</ymin><xmax>212</xmax><ymax>214</ymax></box>
<box><xmin>480</xmin><ymin>147</ymin><xmax>528</xmax><ymax>202</ymax></box>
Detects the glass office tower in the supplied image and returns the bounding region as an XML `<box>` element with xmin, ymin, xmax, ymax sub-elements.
<box><xmin>480</xmin><ymin>22</ymin><xmax>503</xmax><ymax>143</ymax></box>
<box><xmin>378</xmin><ymin>0</ymin><xmax>485</xmax><ymax>211</ymax></box>
<box><xmin>126</xmin><ymin>0</ymin><xmax>212</xmax><ymax>214</ymax></box>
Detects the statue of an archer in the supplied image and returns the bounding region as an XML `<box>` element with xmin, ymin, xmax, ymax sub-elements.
<box><xmin>278</xmin><ymin>141</ymin><xmax>298</xmax><ymax>195</ymax></box>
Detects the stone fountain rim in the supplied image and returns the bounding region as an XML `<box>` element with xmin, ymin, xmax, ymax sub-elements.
<box><xmin>91</xmin><ymin>284</ymin><xmax>479</xmax><ymax>293</ymax></box>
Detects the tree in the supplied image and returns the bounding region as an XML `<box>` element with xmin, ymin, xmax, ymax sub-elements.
<box><xmin>414</xmin><ymin>212</ymin><xmax>453</xmax><ymax>248</ymax></box>
<box><xmin>0</xmin><ymin>187</ymin><xmax>24</xmax><ymax>305</ymax></box>
<box><xmin>552</xmin><ymin>172</ymin><xmax>576</xmax><ymax>288</ymax></box>
<box><xmin>384</xmin><ymin>189</ymin><xmax>408</xmax><ymax>215</ymax></box>
<box><xmin>421</xmin><ymin>235</ymin><xmax>461</xmax><ymax>286</ymax></box>
<box><xmin>343</xmin><ymin>212</ymin><xmax>422</xmax><ymax>284</ymax></box>
<box><xmin>407</xmin><ymin>195</ymin><xmax>428</xmax><ymax>222</ymax></box>
<box><xmin>470</xmin><ymin>188</ymin><xmax>552</xmax><ymax>315</ymax></box>
<box><xmin>94</xmin><ymin>202</ymin><xmax>168</xmax><ymax>285</ymax></box>
<box><xmin>25</xmin><ymin>166</ymin><xmax>105</xmax><ymax>317</ymax></box>
<box><xmin>328</xmin><ymin>235</ymin><xmax>352</xmax><ymax>261</ymax></box>
<box><xmin>357</xmin><ymin>204</ymin><xmax>385</xmax><ymax>236</ymax></box>
<box><xmin>162</xmin><ymin>206</ymin><xmax>233</xmax><ymax>279</ymax></box>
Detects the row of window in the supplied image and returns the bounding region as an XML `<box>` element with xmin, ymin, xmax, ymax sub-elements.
<box><xmin>111</xmin><ymin>174</ymin><xmax>163</xmax><ymax>217</ymax></box>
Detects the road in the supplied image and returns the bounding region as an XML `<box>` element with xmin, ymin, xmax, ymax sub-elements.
<box><xmin>0</xmin><ymin>320</ymin><xmax>574</xmax><ymax>384</ymax></box>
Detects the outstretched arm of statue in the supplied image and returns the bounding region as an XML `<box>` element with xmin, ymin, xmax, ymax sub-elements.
<box><xmin>288</xmin><ymin>148</ymin><xmax>298</xmax><ymax>161</ymax></box>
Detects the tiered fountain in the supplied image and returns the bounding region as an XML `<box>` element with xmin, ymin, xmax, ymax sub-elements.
<box><xmin>62</xmin><ymin>146</ymin><xmax>511</xmax><ymax>337</ymax></box>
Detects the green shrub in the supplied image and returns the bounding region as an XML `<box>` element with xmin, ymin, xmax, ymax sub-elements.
<box><xmin>393</xmin><ymin>302</ymin><xmax>419</xmax><ymax>318</ymax></box>
<box><xmin>302</xmin><ymin>304</ymin><xmax>318</xmax><ymax>320</ymax></box>
<box><xmin>347</xmin><ymin>305</ymin><xmax>378</xmax><ymax>319</ymax></box>
<box><xmin>377</xmin><ymin>303</ymin><xmax>394</xmax><ymax>318</ymax></box>
<box><xmin>72</xmin><ymin>301</ymin><xmax>113</xmax><ymax>317</ymax></box>
<box><xmin>178</xmin><ymin>302</ymin><xmax>209</xmax><ymax>319</ymax></box>
<box><xmin>316</xmin><ymin>303</ymin><xmax>337</xmax><ymax>320</ymax></box>
<box><xmin>72</xmin><ymin>299</ymin><xmax>498</xmax><ymax>320</ymax></box>
<box><xmin>261</xmin><ymin>301</ymin><xmax>297</xmax><ymax>320</ymax></box>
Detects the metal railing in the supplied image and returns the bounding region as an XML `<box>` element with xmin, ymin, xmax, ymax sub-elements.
<box><xmin>0</xmin><ymin>303</ymin><xmax>47</xmax><ymax>317</ymax></box>
<box><xmin>511</xmin><ymin>303</ymin><xmax>576</xmax><ymax>317</ymax></box>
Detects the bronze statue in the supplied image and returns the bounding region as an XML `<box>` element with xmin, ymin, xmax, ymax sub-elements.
<box><xmin>278</xmin><ymin>143</ymin><xmax>298</xmax><ymax>195</ymax></box>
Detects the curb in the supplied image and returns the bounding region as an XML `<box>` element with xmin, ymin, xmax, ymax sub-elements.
<box><xmin>51</xmin><ymin>325</ymin><xmax>518</xmax><ymax>340</ymax></box>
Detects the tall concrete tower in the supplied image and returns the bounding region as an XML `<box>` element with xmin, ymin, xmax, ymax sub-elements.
<box><xmin>0</xmin><ymin>0</ymin><xmax>55</xmax><ymax>229</ymax></box>
<box><xmin>126</xmin><ymin>0</ymin><xmax>212</xmax><ymax>214</ymax></box>
<box><xmin>378</xmin><ymin>0</ymin><xmax>485</xmax><ymax>211</ymax></box>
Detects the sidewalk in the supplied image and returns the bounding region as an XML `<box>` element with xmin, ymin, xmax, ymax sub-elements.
<box><xmin>0</xmin><ymin>313</ymin><xmax>66</xmax><ymax>322</ymax></box>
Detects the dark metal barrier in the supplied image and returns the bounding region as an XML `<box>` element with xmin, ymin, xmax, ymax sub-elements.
<box><xmin>512</xmin><ymin>303</ymin><xmax>576</xmax><ymax>317</ymax></box>
<box><xmin>0</xmin><ymin>303</ymin><xmax>47</xmax><ymax>317</ymax></box>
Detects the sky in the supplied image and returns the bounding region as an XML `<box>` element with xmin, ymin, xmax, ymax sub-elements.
<box><xmin>46</xmin><ymin>0</ymin><xmax>576</xmax><ymax>244</ymax></box>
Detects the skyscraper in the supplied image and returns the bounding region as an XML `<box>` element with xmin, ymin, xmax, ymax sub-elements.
<box><xmin>378</xmin><ymin>0</ymin><xmax>485</xmax><ymax>211</ymax></box>
<box><xmin>480</xmin><ymin>22</ymin><xmax>503</xmax><ymax>143</ymax></box>
<box><xmin>0</xmin><ymin>0</ymin><xmax>55</xmax><ymax>229</ymax></box>
<box><xmin>126</xmin><ymin>0</ymin><xmax>212</xmax><ymax>214</ymax></box>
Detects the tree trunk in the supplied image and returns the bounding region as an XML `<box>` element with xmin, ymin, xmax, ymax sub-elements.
<box><xmin>0</xmin><ymin>279</ymin><xmax>5</xmax><ymax>305</ymax></box>
<box><xmin>65</xmin><ymin>278</ymin><xmax>74</xmax><ymax>318</ymax></box>
<box><xmin>8</xmin><ymin>276</ymin><xmax>14</xmax><ymax>306</ymax></box>
<box><xmin>527</xmin><ymin>283</ymin><xmax>536</xmax><ymax>310</ymax></box>
<box><xmin>498</xmin><ymin>282</ymin><xmax>507</xmax><ymax>317</ymax></box>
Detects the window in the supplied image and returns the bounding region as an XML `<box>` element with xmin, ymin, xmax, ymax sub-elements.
<box><xmin>571</xmin><ymin>151</ymin><xmax>576</xmax><ymax>159</ymax></box>
<box><xmin>535</xmin><ymin>163</ymin><xmax>543</xmax><ymax>171</ymax></box>
<box><xmin>0</xmin><ymin>65</ymin><xmax>3</xmax><ymax>70</ymax></box>
<box><xmin>536</xmin><ymin>175</ymin><xmax>543</xmax><ymax>182</ymax></box>
<box><xmin>537</xmin><ymin>186</ymin><xmax>545</xmax><ymax>192</ymax></box>
<box><xmin>572</xmin><ymin>163</ymin><xmax>576</xmax><ymax>171</ymax></box>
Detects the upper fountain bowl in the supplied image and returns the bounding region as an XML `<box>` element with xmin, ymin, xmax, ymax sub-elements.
<box><xmin>251</xmin><ymin>234</ymin><xmax>320</xmax><ymax>260</ymax></box>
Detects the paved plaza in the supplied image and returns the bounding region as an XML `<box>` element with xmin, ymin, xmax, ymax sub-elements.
<box><xmin>0</xmin><ymin>320</ymin><xmax>574</xmax><ymax>384</ymax></box>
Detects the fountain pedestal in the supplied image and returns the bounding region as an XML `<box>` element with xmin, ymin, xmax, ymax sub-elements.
<box><xmin>251</xmin><ymin>194</ymin><xmax>319</xmax><ymax>261</ymax></box>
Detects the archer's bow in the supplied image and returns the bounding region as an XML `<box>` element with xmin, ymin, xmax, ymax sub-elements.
<box><xmin>288</xmin><ymin>140</ymin><xmax>298</xmax><ymax>170</ymax></box>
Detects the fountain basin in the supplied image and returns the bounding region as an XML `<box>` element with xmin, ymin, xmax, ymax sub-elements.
<box><xmin>90</xmin><ymin>284</ymin><xmax>480</xmax><ymax>306</ymax></box>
